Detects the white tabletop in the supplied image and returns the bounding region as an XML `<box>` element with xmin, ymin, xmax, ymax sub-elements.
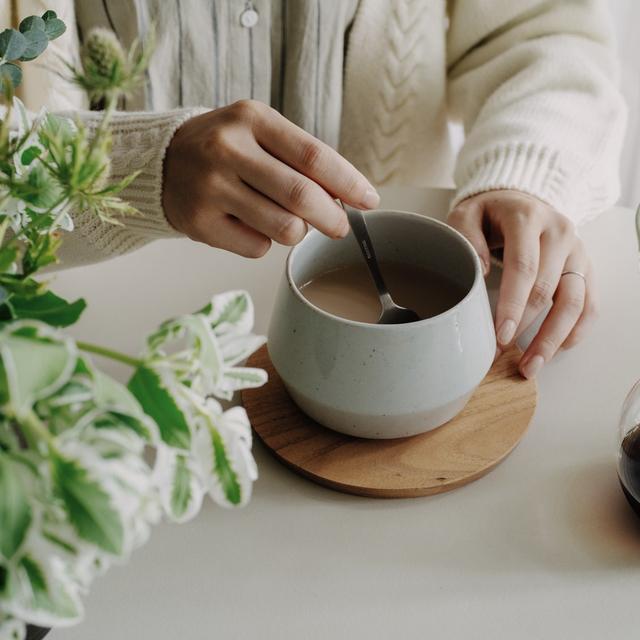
<box><xmin>50</xmin><ymin>189</ymin><xmax>640</xmax><ymax>640</ymax></box>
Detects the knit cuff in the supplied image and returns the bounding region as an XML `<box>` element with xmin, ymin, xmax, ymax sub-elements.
<box><xmin>93</xmin><ymin>107</ymin><xmax>209</xmax><ymax>238</ymax></box>
<box><xmin>449</xmin><ymin>142</ymin><xmax>612</xmax><ymax>223</ymax></box>
<box><xmin>69</xmin><ymin>108</ymin><xmax>207</xmax><ymax>259</ymax></box>
<box><xmin>114</xmin><ymin>110</ymin><xmax>206</xmax><ymax>237</ymax></box>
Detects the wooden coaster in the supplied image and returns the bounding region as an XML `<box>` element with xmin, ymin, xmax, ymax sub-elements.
<box><xmin>242</xmin><ymin>346</ymin><xmax>537</xmax><ymax>498</ymax></box>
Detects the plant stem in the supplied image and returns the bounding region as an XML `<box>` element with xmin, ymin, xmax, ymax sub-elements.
<box><xmin>77</xmin><ymin>341</ymin><xmax>142</xmax><ymax>368</ymax></box>
<box><xmin>20</xmin><ymin>410</ymin><xmax>55</xmax><ymax>449</ymax></box>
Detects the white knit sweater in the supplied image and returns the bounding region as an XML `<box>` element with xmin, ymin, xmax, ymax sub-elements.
<box><xmin>9</xmin><ymin>0</ymin><xmax>627</xmax><ymax>266</ymax></box>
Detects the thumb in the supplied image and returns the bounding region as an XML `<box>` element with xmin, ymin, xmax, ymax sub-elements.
<box><xmin>447</xmin><ymin>201</ymin><xmax>491</xmax><ymax>276</ymax></box>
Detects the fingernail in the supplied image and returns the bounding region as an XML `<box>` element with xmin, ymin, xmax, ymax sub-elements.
<box><xmin>336</xmin><ymin>219</ymin><xmax>350</xmax><ymax>238</ymax></box>
<box><xmin>481</xmin><ymin>258</ymin><xmax>489</xmax><ymax>275</ymax></box>
<box><xmin>521</xmin><ymin>354</ymin><xmax>544</xmax><ymax>379</ymax></box>
<box><xmin>360</xmin><ymin>188</ymin><xmax>380</xmax><ymax>209</ymax></box>
<box><xmin>497</xmin><ymin>319</ymin><xmax>516</xmax><ymax>346</ymax></box>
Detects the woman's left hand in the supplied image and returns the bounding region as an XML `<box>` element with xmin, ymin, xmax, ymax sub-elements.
<box><xmin>447</xmin><ymin>189</ymin><xmax>598</xmax><ymax>380</ymax></box>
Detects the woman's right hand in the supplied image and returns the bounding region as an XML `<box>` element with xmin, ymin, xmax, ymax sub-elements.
<box><xmin>162</xmin><ymin>99</ymin><xmax>380</xmax><ymax>258</ymax></box>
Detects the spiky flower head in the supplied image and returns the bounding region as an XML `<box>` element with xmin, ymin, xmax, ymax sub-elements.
<box><xmin>70</xmin><ymin>27</ymin><xmax>154</xmax><ymax>109</ymax></box>
<box><xmin>81</xmin><ymin>28</ymin><xmax>127</xmax><ymax>83</ymax></box>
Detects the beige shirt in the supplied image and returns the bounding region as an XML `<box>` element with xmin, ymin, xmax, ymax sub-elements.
<box><xmin>5</xmin><ymin>0</ymin><xmax>626</xmax><ymax>268</ymax></box>
<box><xmin>74</xmin><ymin>0</ymin><xmax>358</xmax><ymax>149</ymax></box>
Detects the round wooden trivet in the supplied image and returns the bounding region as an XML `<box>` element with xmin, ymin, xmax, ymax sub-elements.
<box><xmin>241</xmin><ymin>346</ymin><xmax>537</xmax><ymax>498</ymax></box>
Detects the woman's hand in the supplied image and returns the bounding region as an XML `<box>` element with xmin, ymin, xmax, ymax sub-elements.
<box><xmin>448</xmin><ymin>190</ymin><xmax>597</xmax><ymax>379</ymax></box>
<box><xmin>162</xmin><ymin>99</ymin><xmax>380</xmax><ymax>258</ymax></box>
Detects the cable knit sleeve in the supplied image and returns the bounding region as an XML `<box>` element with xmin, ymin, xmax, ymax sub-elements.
<box><xmin>446</xmin><ymin>0</ymin><xmax>627</xmax><ymax>224</ymax></box>
<box><xmin>55</xmin><ymin>108</ymin><xmax>208</xmax><ymax>267</ymax></box>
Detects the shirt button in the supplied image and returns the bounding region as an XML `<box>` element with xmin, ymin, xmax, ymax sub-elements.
<box><xmin>240</xmin><ymin>8</ymin><xmax>259</xmax><ymax>28</ymax></box>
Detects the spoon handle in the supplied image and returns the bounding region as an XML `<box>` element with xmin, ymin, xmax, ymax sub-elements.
<box><xmin>342</xmin><ymin>204</ymin><xmax>392</xmax><ymax>304</ymax></box>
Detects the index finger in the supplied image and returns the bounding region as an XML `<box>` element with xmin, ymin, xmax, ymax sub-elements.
<box><xmin>254</xmin><ymin>107</ymin><xmax>380</xmax><ymax>210</ymax></box>
<box><xmin>495</xmin><ymin>218</ymin><xmax>541</xmax><ymax>347</ymax></box>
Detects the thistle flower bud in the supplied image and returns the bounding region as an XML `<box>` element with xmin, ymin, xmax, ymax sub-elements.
<box><xmin>69</xmin><ymin>26</ymin><xmax>152</xmax><ymax>109</ymax></box>
<box><xmin>81</xmin><ymin>28</ymin><xmax>127</xmax><ymax>83</ymax></box>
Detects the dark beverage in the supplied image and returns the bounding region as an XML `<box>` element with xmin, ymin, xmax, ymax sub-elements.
<box><xmin>618</xmin><ymin>424</ymin><xmax>640</xmax><ymax>517</ymax></box>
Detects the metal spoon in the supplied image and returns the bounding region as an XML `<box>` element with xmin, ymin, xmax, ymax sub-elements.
<box><xmin>341</xmin><ymin>202</ymin><xmax>421</xmax><ymax>325</ymax></box>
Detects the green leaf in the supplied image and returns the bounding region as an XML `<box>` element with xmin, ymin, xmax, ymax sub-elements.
<box><xmin>41</xmin><ymin>11</ymin><xmax>58</xmax><ymax>21</ymax></box>
<box><xmin>171</xmin><ymin>454</ymin><xmax>192</xmax><ymax>519</ymax></box>
<box><xmin>0</xmin><ymin>451</ymin><xmax>31</xmax><ymax>559</ymax></box>
<box><xmin>19</xmin><ymin>554</ymin><xmax>81</xmax><ymax>620</ymax></box>
<box><xmin>8</xmin><ymin>291</ymin><xmax>86</xmax><ymax>328</ymax></box>
<box><xmin>12</xmin><ymin>163</ymin><xmax>63</xmax><ymax>209</ymax></box>
<box><xmin>93</xmin><ymin>370</ymin><xmax>156</xmax><ymax>441</ymax></box>
<box><xmin>0</xmin><ymin>62</ymin><xmax>22</xmax><ymax>90</ymax></box>
<box><xmin>210</xmin><ymin>426</ymin><xmax>241</xmax><ymax>505</ymax></box>
<box><xmin>41</xmin><ymin>113</ymin><xmax>76</xmax><ymax>144</ymax></box>
<box><xmin>22</xmin><ymin>230</ymin><xmax>62</xmax><ymax>276</ymax></box>
<box><xmin>211</xmin><ymin>292</ymin><xmax>248</xmax><ymax>328</ymax></box>
<box><xmin>19</xmin><ymin>28</ymin><xmax>49</xmax><ymax>62</ymax></box>
<box><xmin>224</xmin><ymin>367</ymin><xmax>267</xmax><ymax>388</ymax></box>
<box><xmin>0</xmin><ymin>244</ymin><xmax>17</xmax><ymax>273</ymax></box>
<box><xmin>0</xmin><ymin>323</ymin><xmax>76</xmax><ymax>413</ymax></box>
<box><xmin>0</xmin><ymin>275</ymin><xmax>44</xmax><ymax>298</ymax></box>
<box><xmin>128</xmin><ymin>367</ymin><xmax>191</xmax><ymax>449</ymax></box>
<box><xmin>20</xmin><ymin>145</ymin><xmax>42</xmax><ymax>166</ymax></box>
<box><xmin>0</xmin><ymin>29</ymin><xmax>27</xmax><ymax>61</ymax></box>
<box><xmin>52</xmin><ymin>454</ymin><xmax>124</xmax><ymax>554</ymax></box>
<box><xmin>43</xmin><ymin>17</ymin><xmax>66</xmax><ymax>41</ymax></box>
<box><xmin>0</xmin><ymin>563</ymin><xmax>7</xmax><ymax>594</ymax></box>
<box><xmin>19</xmin><ymin>17</ymin><xmax>46</xmax><ymax>33</ymax></box>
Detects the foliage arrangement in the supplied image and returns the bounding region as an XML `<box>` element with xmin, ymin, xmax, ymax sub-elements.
<box><xmin>0</xmin><ymin>14</ymin><xmax>267</xmax><ymax>640</ymax></box>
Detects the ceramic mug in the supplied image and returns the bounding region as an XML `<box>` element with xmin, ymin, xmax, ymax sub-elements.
<box><xmin>268</xmin><ymin>210</ymin><xmax>496</xmax><ymax>439</ymax></box>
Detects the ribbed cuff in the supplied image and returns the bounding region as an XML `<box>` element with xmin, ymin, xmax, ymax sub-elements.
<box><xmin>449</xmin><ymin>142</ymin><xmax>612</xmax><ymax>223</ymax></box>
<box><xmin>89</xmin><ymin>107</ymin><xmax>209</xmax><ymax>238</ymax></box>
<box><xmin>58</xmin><ymin>107</ymin><xmax>210</xmax><ymax>264</ymax></box>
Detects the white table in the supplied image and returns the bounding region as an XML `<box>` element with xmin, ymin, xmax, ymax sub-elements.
<box><xmin>50</xmin><ymin>189</ymin><xmax>640</xmax><ymax>640</ymax></box>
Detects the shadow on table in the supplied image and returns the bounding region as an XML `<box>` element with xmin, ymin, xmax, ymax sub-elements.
<box><xmin>254</xmin><ymin>441</ymin><xmax>640</xmax><ymax>575</ymax></box>
<box><xmin>475</xmin><ymin>457</ymin><xmax>640</xmax><ymax>574</ymax></box>
<box><xmin>543</xmin><ymin>459</ymin><xmax>640</xmax><ymax>568</ymax></box>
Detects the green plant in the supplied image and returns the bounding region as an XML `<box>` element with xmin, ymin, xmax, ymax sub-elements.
<box><xmin>0</xmin><ymin>15</ymin><xmax>267</xmax><ymax>639</ymax></box>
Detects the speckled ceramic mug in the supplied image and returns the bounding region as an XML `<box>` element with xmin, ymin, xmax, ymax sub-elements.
<box><xmin>268</xmin><ymin>210</ymin><xmax>496</xmax><ymax>439</ymax></box>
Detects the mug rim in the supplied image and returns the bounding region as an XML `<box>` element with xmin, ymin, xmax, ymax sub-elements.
<box><xmin>286</xmin><ymin>209</ymin><xmax>484</xmax><ymax>329</ymax></box>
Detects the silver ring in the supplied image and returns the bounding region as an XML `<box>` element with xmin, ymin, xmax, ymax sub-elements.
<box><xmin>561</xmin><ymin>270</ymin><xmax>586</xmax><ymax>283</ymax></box>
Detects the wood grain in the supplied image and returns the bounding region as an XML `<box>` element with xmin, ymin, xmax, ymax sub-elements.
<box><xmin>242</xmin><ymin>346</ymin><xmax>537</xmax><ymax>498</ymax></box>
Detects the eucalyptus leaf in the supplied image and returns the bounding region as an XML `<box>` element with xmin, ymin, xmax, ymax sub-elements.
<box><xmin>128</xmin><ymin>366</ymin><xmax>191</xmax><ymax>449</ymax></box>
<box><xmin>0</xmin><ymin>29</ymin><xmax>27</xmax><ymax>61</ymax></box>
<box><xmin>52</xmin><ymin>454</ymin><xmax>124</xmax><ymax>555</ymax></box>
<box><xmin>43</xmin><ymin>17</ymin><xmax>66</xmax><ymax>41</ymax></box>
<box><xmin>8</xmin><ymin>291</ymin><xmax>86</xmax><ymax>328</ymax></box>
<box><xmin>20</xmin><ymin>29</ymin><xmax>49</xmax><ymax>62</ymax></box>
<box><xmin>0</xmin><ymin>452</ymin><xmax>31</xmax><ymax>560</ymax></box>
<box><xmin>19</xmin><ymin>16</ymin><xmax>46</xmax><ymax>34</ymax></box>
<box><xmin>0</xmin><ymin>63</ymin><xmax>22</xmax><ymax>90</ymax></box>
